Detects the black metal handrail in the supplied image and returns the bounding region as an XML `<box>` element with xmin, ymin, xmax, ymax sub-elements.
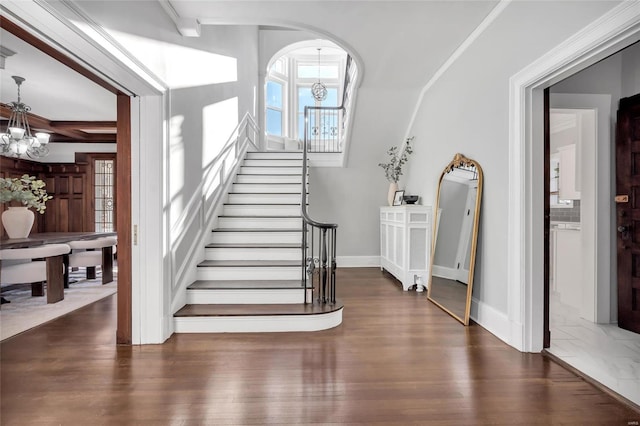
<box><xmin>301</xmin><ymin>105</ymin><xmax>339</xmax><ymax>304</ymax></box>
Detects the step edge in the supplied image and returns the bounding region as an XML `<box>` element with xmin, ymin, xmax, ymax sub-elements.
<box><xmin>174</xmin><ymin>301</ymin><xmax>343</xmax><ymax>317</ymax></box>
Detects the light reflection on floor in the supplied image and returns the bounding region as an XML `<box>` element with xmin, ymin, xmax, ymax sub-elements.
<box><xmin>548</xmin><ymin>293</ymin><xmax>640</xmax><ymax>405</ymax></box>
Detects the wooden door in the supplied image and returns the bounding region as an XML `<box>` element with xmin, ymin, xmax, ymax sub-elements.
<box><xmin>616</xmin><ymin>93</ymin><xmax>640</xmax><ymax>334</ymax></box>
<box><xmin>43</xmin><ymin>171</ymin><xmax>88</xmax><ymax>232</ymax></box>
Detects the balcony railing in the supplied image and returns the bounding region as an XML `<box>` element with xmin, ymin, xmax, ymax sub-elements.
<box><xmin>301</xmin><ymin>105</ymin><xmax>338</xmax><ymax>304</ymax></box>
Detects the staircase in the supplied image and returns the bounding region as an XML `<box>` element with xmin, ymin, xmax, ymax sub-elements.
<box><xmin>173</xmin><ymin>151</ymin><xmax>343</xmax><ymax>333</ymax></box>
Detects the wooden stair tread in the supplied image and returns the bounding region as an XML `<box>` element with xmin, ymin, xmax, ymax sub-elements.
<box><xmin>212</xmin><ymin>228</ymin><xmax>302</xmax><ymax>232</ymax></box>
<box><xmin>188</xmin><ymin>280</ymin><xmax>307</xmax><ymax>289</ymax></box>
<box><xmin>206</xmin><ymin>243</ymin><xmax>302</xmax><ymax>248</ymax></box>
<box><xmin>198</xmin><ymin>260</ymin><xmax>302</xmax><ymax>267</ymax></box>
<box><xmin>228</xmin><ymin>192</ymin><xmax>301</xmax><ymax>195</ymax></box>
<box><xmin>174</xmin><ymin>301</ymin><xmax>343</xmax><ymax>317</ymax></box>
<box><xmin>218</xmin><ymin>215</ymin><xmax>301</xmax><ymax>218</ymax></box>
<box><xmin>232</xmin><ymin>182</ymin><xmax>302</xmax><ymax>185</ymax></box>
<box><xmin>223</xmin><ymin>205</ymin><xmax>304</xmax><ymax>207</ymax></box>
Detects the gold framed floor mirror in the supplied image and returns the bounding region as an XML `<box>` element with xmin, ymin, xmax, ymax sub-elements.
<box><xmin>427</xmin><ymin>153</ymin><xmax>483</xmax><ymax>325</ymax></box>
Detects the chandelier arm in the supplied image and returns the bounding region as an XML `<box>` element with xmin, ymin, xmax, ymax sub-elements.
<box><xmin>1</xmin><ymin>76</ymin><xmax>48</xmax><ymax>158</ymax></box>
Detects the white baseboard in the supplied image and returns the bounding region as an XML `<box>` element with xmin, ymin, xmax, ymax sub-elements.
<box><xmin>470</xmin><ymin>297</ymin><xmax>511</xmax><ymax>344</ymax></box>
<box><xmin>174</xmin><ymin>309</ymin><xmax>343</xmax><ymax>333</ymax></box>
<box><xmin>337</xmin><ymin>256</ymin><xmax>380</xmax><ymax>268</ymax></box>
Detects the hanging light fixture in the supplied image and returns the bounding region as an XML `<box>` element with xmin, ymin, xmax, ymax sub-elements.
<box><xmin>311</xmin><ymin>47</ymin><xmax>327</xmax><ymax>102</ymax></box>
<box><xmin>1</xmin><ymin>76</ymin><xmax>50</xmax><ymax>158</ymax></box>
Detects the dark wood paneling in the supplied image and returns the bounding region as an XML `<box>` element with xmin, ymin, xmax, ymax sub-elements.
<box><xmin>57</xmin><ymin>176</ymin><xmax>69</xmax><ymax>194</ymax></box>
<box><xmin>1</xmin><ymin>157</ymin><xmax>88</xmax><ymax>234</ymax></box>
<box><xmin>72</xmin><ymin>176</ymin><xmax>83</xmax><ymax>194</ymax></box>
<box><xmin>116</xmin><ymin>94</ymin><xmax>132</xmax><ymax>344</ymax></box>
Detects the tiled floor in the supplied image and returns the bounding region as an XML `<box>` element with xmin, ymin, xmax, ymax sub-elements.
<box><xmin>548</xmin><ymin>293</ymin><xmax>640</xmax><ymax>405</ymax></box>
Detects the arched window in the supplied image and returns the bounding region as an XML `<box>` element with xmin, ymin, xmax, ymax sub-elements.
<box><xmin>266</xmin><ymin>42</ymin><xmax>347</xmax><ymax>149</ymax></box>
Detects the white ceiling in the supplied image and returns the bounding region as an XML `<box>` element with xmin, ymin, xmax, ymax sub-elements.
<box><xmin>1</xmin><ymin>1</ymin><xmax>499</xmax><ymax>126</ymax></box>
<box><xmin>167</xmin><ymin>0</ymin><xmax>499</xmax><ymax>89</ymax></box>
<box><xmin>0</xmin><ymin>28</ymin><xmax>116</xmax><ymax>122</ymax></box>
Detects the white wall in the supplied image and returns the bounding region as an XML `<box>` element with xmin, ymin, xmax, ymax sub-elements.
<box><xmin>403</xmin><ymin>1</ymin><xmax>619</xmax><ymax>327</ymax></box>
<box><xmin>621</xmin><ymin>42</ymin><xmax>640</xmax><ymax>97</ymax></box>
<box><xmin>309</xmin><ymin>87</ymin><xmax>418</xmax><ymax>256</ymax></box>
<box><xmin>69</xmin><ymin>1</ymin><xmax>260</xmax><ymax>337</ymax></box>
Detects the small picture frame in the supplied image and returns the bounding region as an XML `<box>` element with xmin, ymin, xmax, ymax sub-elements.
<box><xmin>393</xmin><ymin>190</ymin><xmax>405</xmax><ymax>206</ymax></box>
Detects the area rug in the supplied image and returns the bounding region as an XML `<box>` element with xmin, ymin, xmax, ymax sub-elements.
<box><xmin>0</xmin><ymin>269</ymin><xmax>117</xmax><ymax>341</ymax></box>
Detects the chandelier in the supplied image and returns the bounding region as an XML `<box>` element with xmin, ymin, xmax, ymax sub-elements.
<box><xmin>311</xmin><ymin>47</ymin><xmax>327</xmax><ymax>102</ymax></box>
<box><xmin>1</xmin><ymin>76</ymin><xmax>50</xmax><ymax>158</ymax></box>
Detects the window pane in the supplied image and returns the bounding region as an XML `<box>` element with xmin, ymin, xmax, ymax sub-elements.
<box><xmin>266</xmin><ymin>109</ymin><xmax>282</xmax><ymax>136</ymax></box>
<box><xmin>298</xmin><ymin>87</ymin><xmax>316</xmax><ymax>113</ymax></box>
<box><xmin>266</xmin><ymin>81</ymin><xmax>283</xmax><ymax>108</ymax></box>
<box><xmin>297</xmin><ymin>64</ymin><xmax>339</xmax><ymax>79</ymax></box>
<box><xmin>94</xmin><ymin>159</ymin><xmax>115</xmax><ymax>233</ymax></box>
<box><xmin>322</xmin><ymin>88</ymin><xmax>338</xmax><ymax>107</ymax></box>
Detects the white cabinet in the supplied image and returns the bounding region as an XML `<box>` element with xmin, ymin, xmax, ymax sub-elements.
<box><xmin>558</xmin><ymin>144</ymin><xmax>581</xmax><ymax>200</ymax></box>
<box><xmin>551</xmin><ymin>227</ymin><xmax>582</xmax><ymax>310</ymax></box>
<box><xmin>380</xmin><ymin>205</ymin><xmax>432</xmax><ymax>291</ymax></box>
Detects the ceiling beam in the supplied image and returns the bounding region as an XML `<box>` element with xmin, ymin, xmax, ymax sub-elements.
<box><xmin>158</xmin><ymin>0</ymin><xmax>201</xmax><ymax>37</ymax></box>
<box><xmin>50</xmin><ymin>133</ymin><xmax>116</xmax><ymax>143</ymax></box>
<box><xmin>49</xmin><ymin>121</ymin><xmax>117</xmax><ymax>130</ymax></box>
<box><xmin>0</xmin><ymin>104</ymin><xmax>116</xmax><ymax>143</ymax></box>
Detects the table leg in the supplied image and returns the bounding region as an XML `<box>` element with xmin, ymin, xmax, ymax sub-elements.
<box><xmin>46</xmin><ymin>254</ymin><xmax>64</xmax><ymax>303</ymax></box>
<box><xmin>31</xmin><ymin>282</ymin><xmax>44</xmax><ymax>297</ymax></box>
<box><xmin>102</xmin><ymin>246</ymin><xmax>113</xmax><ymax>284</ymax></box>
<box><xmin>63</xmin><ymin>254</ymin><xmax>69</xmax><ymax>289</ymax></box>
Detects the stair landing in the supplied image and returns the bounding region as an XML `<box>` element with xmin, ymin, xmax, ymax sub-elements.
<box><xmin>174</xmin><ymin>301</ymin><xmax>343</xmax><ymax>333</ymax></box>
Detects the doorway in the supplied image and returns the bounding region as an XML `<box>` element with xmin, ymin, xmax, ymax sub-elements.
<box><xmin>542</xmin><ymin>44</ymin><xmax>640</xmax><ymax>406</ymax></box>
<box><xmin>0</xmin><ymin>18</ymin><xmax>132</xmax><ymax>344</ymax></box>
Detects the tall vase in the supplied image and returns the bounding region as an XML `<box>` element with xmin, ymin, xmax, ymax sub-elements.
<box><xmin>387</xmin><ymin>182</ymin><xmax>398</xmax><ymax>206</ymax></box>
<box><xmin>2</xmin><ymin>206</ymin><xmax>35</xmax><ymax>239</ymax></box>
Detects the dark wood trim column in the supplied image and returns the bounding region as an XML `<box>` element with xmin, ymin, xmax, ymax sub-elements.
<box><xmin>543</xmin><ymin>88</ymin><xmax>551</xmax><ymax>349</ymax></box>
<box><xmin>116</xmin><ymin>94</ymin><xmax>132</xmax><ymax>344</ymax></box>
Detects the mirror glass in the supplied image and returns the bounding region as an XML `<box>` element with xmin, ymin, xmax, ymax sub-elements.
<box><xmin>427</xmin><ymin>153</ymin><xmax>483</xmax><ymax>325</ymax></box>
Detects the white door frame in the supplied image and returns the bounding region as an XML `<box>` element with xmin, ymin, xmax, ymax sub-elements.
<box><xmin>508</xmin><ymin>2</ymin><xmax>640</xmax><ymax>352</ymax></box>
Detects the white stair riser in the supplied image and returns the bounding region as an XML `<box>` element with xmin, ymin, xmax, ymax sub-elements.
<box><xmin>231</xmin><ymin>183</ymin><xmax>303</xmax><ymax>193</ymax></box>
<box><xmin>212</xmin><ymin>231</ymin><xmax>302</xmax><ymax>244</ymax></box>
<box><xmin>186</xmin><ymin>288</ymin><xmax>309</xmax><ymax>304</ymax></box>
<box><xmin>218</xmin><ymin>217</ymin><xmax>301</xmax><ymax>229</ymax></box>
<box><xmin>236</xmin><ymin>175</ymin><xmax>302</xmax><ymax>184</ymax></box>
<box><xmin>173</xmin><ymin>309</ymin><xmax>343</xmax><ymax>333</ymax></box>
<box><xmin>197</xmin><ymin>266</ymin><xmax>300</xmax><ymax>280</ymax></box>
<box><xmin>239</xmin><ymin>166</ymin><xmax>302</xmax><ymax>175</ymax></box>
<box><xmin>206</xmin><ymin>247</ymin><xmax>301</xmax><ymax>261</ymax></box>
<box><xmin>243</xmin><ymin>159</ymin><xmax>302</xmax><ymax>167</ymax></box>
<box><xmin>246</xmin><ymin>152</ymin><xmax>303</xmax><ymax>160</ymax></box>
<box><xmin>228</xmin><ymin>193</ymin><xmax>300</xmax><ymax>204</ymax></box>
<box><xmin>223</xmin><ymin>205</ymin><xmax>300</xmax><ymax>216</ymax></box>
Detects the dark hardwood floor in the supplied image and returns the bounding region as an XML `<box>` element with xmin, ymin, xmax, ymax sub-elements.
<box><xmin>1</xmin><ymin>268</ymin><xmax>638</xmax><ymax>424</ymax></box>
